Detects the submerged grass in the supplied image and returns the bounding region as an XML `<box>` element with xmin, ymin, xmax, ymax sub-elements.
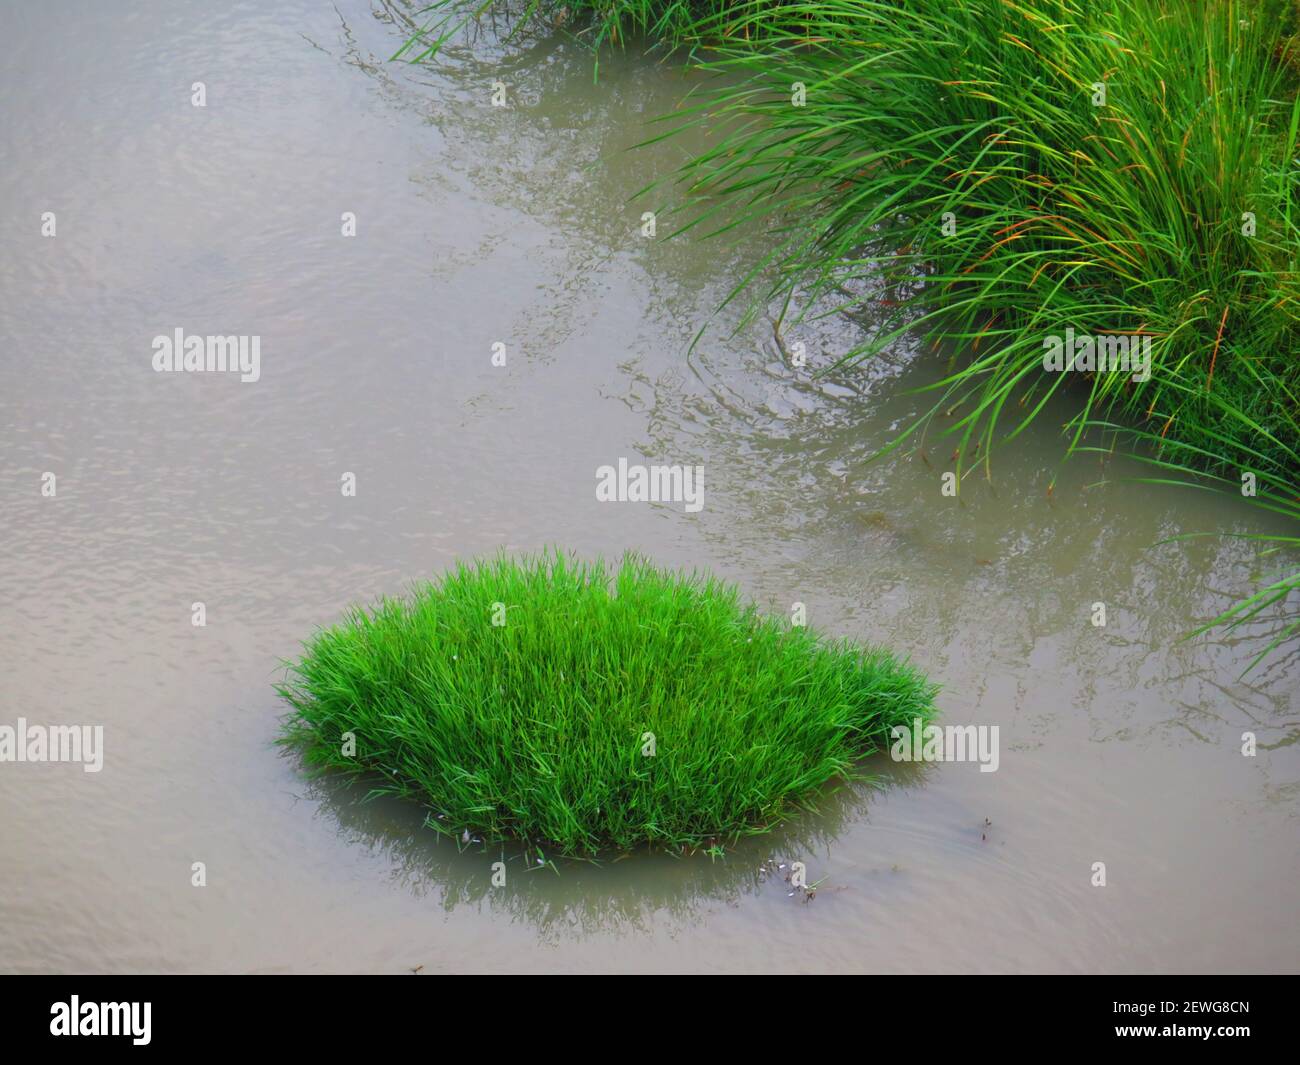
<box><xmin>279</xmin><ymin>551</ymin><xmax>936</xmax><ymax>857</ymax></box>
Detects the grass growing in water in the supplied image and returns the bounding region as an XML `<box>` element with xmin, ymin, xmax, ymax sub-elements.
<box><xmin>278</xmin><ymin>551</ymin><xmax>935</xmax><ymax>857</ymax></box>
<box><xmin>401</xmin><ymin>0</ymin><xmax>1300</xmax><ymax>497</ymax></box>
<box><xmin>651</xmin><ymin>0</ymin><xmax>1300</xmax><ymax>484</ymax></box>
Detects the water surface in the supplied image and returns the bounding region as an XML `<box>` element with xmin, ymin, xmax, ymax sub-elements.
<box><xmin>1</xmin><ymin>0</ymin><xmax>1296</xmax><ymax>974</ymax></box>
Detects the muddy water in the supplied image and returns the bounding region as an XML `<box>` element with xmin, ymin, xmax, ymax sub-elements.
<box><xmin>1</xmin><ymin>0</ymin><xmax>1296</xmax><ymax>974</ymax></box>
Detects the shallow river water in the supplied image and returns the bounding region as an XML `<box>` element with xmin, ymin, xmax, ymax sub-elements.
<box><xmin>1</xmin><ymin>0</ymin><xmax>1297</xmax><ymax>973</ymax></box>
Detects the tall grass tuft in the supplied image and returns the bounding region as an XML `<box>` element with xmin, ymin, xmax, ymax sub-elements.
<box><xmin>399</xmin><ymin>1</ymin><xmax>1299</xmax><ymax>486</ymax></box>
<box><xmin>278</xmin><ymin>551</ymin><xmax>936</xmax><ymax>856</ymax></box>
<box><xmin>653</xmin><ymin>0</ymin><xmax>1300</xmax><ymax>485</ymax></box>
<box><xmin>648</xmin><ymin>0</ymin><xmax>1300</xmax><ymax>666</ymax></box>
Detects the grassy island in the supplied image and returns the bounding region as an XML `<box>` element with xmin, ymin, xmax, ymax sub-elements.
<box><xmin>279</xmin><ymin>551</ymin><xmax>935</xmax><ymax>856</ymax></box>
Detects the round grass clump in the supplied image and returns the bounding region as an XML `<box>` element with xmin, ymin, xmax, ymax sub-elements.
<box><xmin>278</xmin><ymin>551</ymin><xmax>936</xmax><ymax>856</ymax></box>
